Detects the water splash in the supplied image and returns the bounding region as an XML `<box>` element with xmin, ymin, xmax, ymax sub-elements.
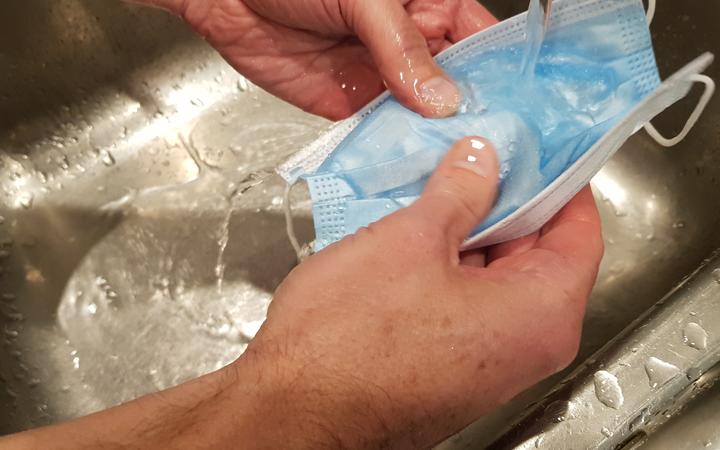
<box><xmin>214</xmin><ymin>204</ymin><xmax>233</xmax><ymax>294</ymax></box>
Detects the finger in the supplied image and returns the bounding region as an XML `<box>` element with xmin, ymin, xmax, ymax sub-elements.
<box><xmin>411</xmin><ymin>137</ymin><xmax>500</xmax><ymax>250</ymax></box>
<box><xmin>488</xmin><ymin>187</ymin><xmax>604</xmax><ymax>298</ymax></box>
<box><xmin>487</xmin><ymin>231</ymin><xmax>540</xmax><ymax>263</ymax></box>
<box><xmin>449</xmin><ymin>0</ymin><xmax>498</xmax><ymax>42</ymax></box>
<box><xmin>460</xmin><ymin>248</ymin><xmax>487</xmax><ymax>267</ymax></box>
<box><xmin>535</xmin><ymin>186</ymin><xmax>604</xmax><ymax>270</ymax></box>
<box><xmin>427</xmin><ymin>38</ymin><xmax>448</xmax><ymax>55</ymax></box>
<box><xmin>351</xmin><ymin>0</ymin><xmax>461</xmax><ymax>118</ymax></box>
<box><xmin>438</xmin><ymin>40</ymin><xmax>453</xmax><ymax>52</ymax></box>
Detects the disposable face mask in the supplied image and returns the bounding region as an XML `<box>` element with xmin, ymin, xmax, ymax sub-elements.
<box><xmin>278</xmin><ymin>0</ymin><xmax>715</xmax><ymax>253</ymax></box>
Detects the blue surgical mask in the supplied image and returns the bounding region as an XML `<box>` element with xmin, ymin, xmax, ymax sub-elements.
<box><xmin>278</xmin><ymin>0</ymin><xmax>715</xmax><ymax>252</ymax></box>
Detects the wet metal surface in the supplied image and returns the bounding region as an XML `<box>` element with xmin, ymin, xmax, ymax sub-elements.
<box><xmin>1</xmin><ymin>0</ymin><xmax>719</xmax><ymax>447</ymax></box>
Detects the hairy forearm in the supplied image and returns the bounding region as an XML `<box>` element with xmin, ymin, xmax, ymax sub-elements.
<box><xmin>0</xmin><ymin>345</ymin><xmax>453</xmax><ymax>450</ymax></box>
<box><xmin>0</xmin><ymin>365</ymin><xmax>244</xmax><ymax>450</ymax></box>
<box><xmin>0</xmin><ymin>352</ymin><xmax>390</xmax><ymax>450</ymax></box>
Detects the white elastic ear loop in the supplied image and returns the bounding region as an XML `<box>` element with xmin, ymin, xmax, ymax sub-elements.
<box><xmin>283</xmin><ymin>182</ymin><xmax>314</xmax><ymax>262</ymax></box>
<box><xmin>646</xmin><ymin>0</ymin><xmax>656</xmax><ymax>25</ymax></box>
<box><xmin>644</xmin><ymin>74</ymin><xmax>716</xmax><ymax>147</ymax></box>
<box><xmin>283</xmin><ymin>182</ymin><xmax>303</xmax><ymax>259</ymax></box>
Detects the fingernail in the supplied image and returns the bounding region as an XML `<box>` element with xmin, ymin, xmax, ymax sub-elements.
<box><xmin>419</xmin><ymin>76</ymin><xmax>461</xmax><ymax>117</ymax></box>
<box><xmin>452</xmin><ymin>138</ymin><xmax>493</xmax><ymax>178</ymax></box>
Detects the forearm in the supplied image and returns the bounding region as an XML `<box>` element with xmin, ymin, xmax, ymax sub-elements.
<box><xmin>0</xmin><ymin>365</ymin><xmax>244</xmax><ymax>449</ymax></box>
<box><xmin>0</xmin><ymin>346</ymin><xmax>453</xmax><ymax>450</ymax></box>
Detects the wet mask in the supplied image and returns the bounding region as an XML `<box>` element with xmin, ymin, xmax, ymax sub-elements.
<box><xmin>278</xmin><ymin>0</ymin><xmax>715</xmax><ymax>252</ymax></box>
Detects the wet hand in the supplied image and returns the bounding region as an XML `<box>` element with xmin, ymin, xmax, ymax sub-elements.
<box><xmin>235</xmin><ymin>137</ymin><xmax>604</xmax><ymax>448</ymax></box>
<box><xmin>135</xmin><ymin>0</ymin><xmax>497</xmax><ymax>119</ymax></box>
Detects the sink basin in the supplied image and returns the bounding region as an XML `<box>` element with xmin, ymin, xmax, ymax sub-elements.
<box><xmin>1</xmin><ymin>0</ymin><xmax>718</xmax><ymax>446</ymax></box>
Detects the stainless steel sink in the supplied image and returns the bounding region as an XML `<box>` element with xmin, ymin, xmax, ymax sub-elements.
<box><xmin>1</xmin><ymin>0</ymin><xmax>718</xmax><ymax>447</ymax></box>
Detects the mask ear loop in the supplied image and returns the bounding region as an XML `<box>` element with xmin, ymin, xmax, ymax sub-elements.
<box><xmin>644</xmin><ymin>74</ymin><xmax>716</xmax><ymax>147</ymax></box>
<box><xmin>283</xmin><ymin>182</ymin><xmax>314</xmax><ymax>263</ymax></box>
<box><xmin>643</xmin><ymin>0</ymin><xmax>716</xmax><ymax>147</ymax></box>
<box><xmin>646</xmin><ymin>0</ymin><xmax>656</xmax><ymax>25</ymax></box>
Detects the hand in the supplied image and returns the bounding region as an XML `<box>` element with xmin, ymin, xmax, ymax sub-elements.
<box><xmin>232</xmin><ymin>137</ymin><xmax>604</xmax><ymax>448</ymax></box>
<box><xmin>0</xmin><ymin>138</ymin><xmax>603</xmax><ymax>449</ymax></box>
<box><xmin>136</xmin><ymin>0</ymin><xmax>497</xmax><ymax>119</ymax></box>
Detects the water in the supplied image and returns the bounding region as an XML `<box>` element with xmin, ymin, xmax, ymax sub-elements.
<box><xmin>521</xmin><ymin>0</ymin><xmax>550</xmax><ymax>78</ymax></box>
<box><xmin>629</xmin><ymin>408</ymin><xmax>651</xmax><ymax>432</ymax></box>
<box><xmin>214</xmin><ymin>205</ymin><xmax>233</xmax><ymax>294</ymax></box>
<box><xmin>601</xmin><ymin>427</ymin><xmax>613</xmax><ymax>438</ymax></box>
<box><xmin>100</xmin><ymin>150</ymin><xmax>116</xmax><ymax>167</ymax></box>
<box><xmin>686</xmin><ymin>367</ymin><xmax>703</xmax><ymax>380</ymax></box>
<box><xmin>18</xmin><ymin>193</ymin><xmax>34</xmax><ymax>209</ymax></box>
<box><xmin>593</xmin><ymin>370</ymin><xmax>624</xmax><ymax>409</ymax></box>
<box><xmin>544</xmin><ymin>400</ymin><xmax>576</xmax><ymax>423</ymax></box>
<box><xmin>712</xmin><ymin>268</ymin><xmax>720</xmax><ymax>283</ymax></box>
<box><xmin>645</xmin><ymin>357</ymin><xmax>680</xmax><ymax>388</ymax></box>
<box><xmin>683</xmin><ymin>322</ymin><xmax>708</xmax><ymax>351</ymax></box>
<box><xmin>534</xmin><ymin>435</ymin><xmax>544</xmax><ymax>447</ymax></box>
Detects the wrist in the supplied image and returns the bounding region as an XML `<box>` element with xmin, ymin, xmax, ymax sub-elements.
<box><xmin>227</xmin><ymin>344</ymin><xmax>402</xmax><ymax>449</ymax></box>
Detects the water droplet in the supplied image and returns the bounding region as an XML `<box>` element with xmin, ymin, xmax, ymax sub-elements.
<box><xmin>683</xmin><ymin>322</ymin><xmax>708</xmax><ymax>351</ymax></box>
<box><xmin>101</xmin><ymin>151</ymin><xmax>115</xmax><ymax>167</ymax></box>
<box><xmin>686</xmin><ymin>367</ymin><xmax>703</xmax><ymax>380</ymax></box>
<box><xmin>534</xmin><ymin>434</ymin><xmax>544</xmax><ymax>447</ymax></box>
<box><xmin>4</xmin><ymin>328</ymin><xmax>19</xmax><ymax>338</ymax></box>
<box><xmin>58</xmin><ymin>156</ymin><xmax>70</xmax><ymax>170</ymax></box>
<box><xmin>672</xmin><ymin>221</ymin><xmax>686</xmax><ymax>229</ymax></box>
<box><xmin>593</xmin><ymin>370</ymin><xmax>624</xmax><ymax>409</ymax></box>
<box><xmin>237</xmin><ymin>78</ymin><xmax>249</xmax><ymax>92</ymax></box>
<box><xmin>645</xmin><ymin>357</ymin><xmax>680</xmax><ymax>388</ymax></box>
<box><xmin>544</xmin><ymin>400</ymin><xmax>576</xmax><ymax>423</ymax></box>
<box><xmin>629</xmin><ymin>408</ymin><xmax>650</xmax><ymax>432</ymax></box>
<box><xmin>712</xmin><ymin>268</ymin><xmax>720</xmax><ymax>284</ymax></box>
<box><xmin>19</xmin><ymin>193</ymin><xmax>34</xmax><ymax>209</ymax></box>
<box><xmin>601</xmin><ymin>427</ymin><xmax>613</xmax><ymax>437</ymax></box>
<box><xmin>72</xmin><ymin>355</ymin><xmax>80</xmax><ymax>369</ymax></box>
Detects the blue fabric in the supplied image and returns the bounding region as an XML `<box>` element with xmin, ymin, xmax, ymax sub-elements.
<box><xmin>306</xmin><ymin>0</ymin><xmax>660</xmax><ymax>250</ymax></box>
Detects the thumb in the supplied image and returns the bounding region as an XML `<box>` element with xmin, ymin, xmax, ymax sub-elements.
<box><xmin>350</xmin><ymin>0</ymin><xmax>461</xmax><ymax>118</ymax></box>
<box><xmin>412</xmin><ymin>137</ymin><xmax>500</xmax><ymax>248</ymax></box>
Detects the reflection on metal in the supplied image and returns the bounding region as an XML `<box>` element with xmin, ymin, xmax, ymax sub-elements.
<box><xmin>489</xmin><ymin>253</ymin><xmax>720</xmax><ymax>449</ymax></box>
<box><xmin>1</xmin><ymin>0</ymin><xmax>720</xmax><ymax>447</ymax></box>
